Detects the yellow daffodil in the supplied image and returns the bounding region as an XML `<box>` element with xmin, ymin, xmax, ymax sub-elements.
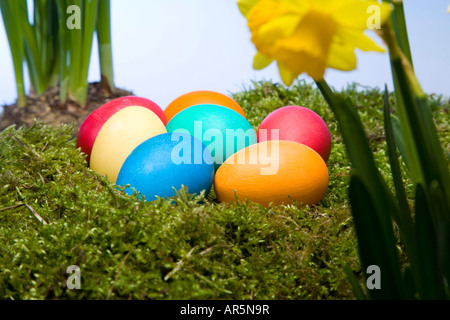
<box><xmin>238</xmin><ymin>0</ymin><xmax>393</xmax><ymax>85</ymax></box>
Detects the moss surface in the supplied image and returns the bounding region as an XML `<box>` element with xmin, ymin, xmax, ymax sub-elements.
<box><xmin>0</xmin><ymin>80</ymin><xmax>448</xmax><ymax>300</ymax></box>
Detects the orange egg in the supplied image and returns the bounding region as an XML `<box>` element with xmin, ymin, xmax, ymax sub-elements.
<box><xmin>214</xmin><ymin>141</ymin><xmax>329</xmax><ymax>207</ymax></box>
<box><xmin>165</xmin><ymin>90</ymin><xmax>246</xmax><ymax>122</ymax></box>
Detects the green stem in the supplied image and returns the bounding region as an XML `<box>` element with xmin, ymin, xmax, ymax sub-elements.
<box><xmin>56</xmin><ymin>0</ymin><xmax>69</xmax><ymax>103</ymax></box>
<box><xmin>68</xmin><ymin>0</ymin><xmax>83</xmax><ymax>102</ymax></box>
<box><xmin>0</xmin><ymin>0</ymin><xmax>27</xmax><ymax>107</ymax></box>
<box><xmin>386</xmin><ymin>0</ymin><xmax>414</xmax><ymax>68</ymax></box>
<box><xmin>97</xmin><ymin>0</ymin><xmax>115</xmax><ymax>93</ymax></box>
<box><xmin>17</xmin><ymin>0</ymin><xmax>46</xmax><ymax>95</ymax></box>
<box><xmin>68</xmin><ymin>0</ymin><xmax>99</xmax><ymax>107</ymax></box>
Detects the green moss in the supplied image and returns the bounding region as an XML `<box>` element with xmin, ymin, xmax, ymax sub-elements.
<box><xmin>1</xmin><ymin>80</ymin><xmax>448</xmax><ymax>300</ymax></box>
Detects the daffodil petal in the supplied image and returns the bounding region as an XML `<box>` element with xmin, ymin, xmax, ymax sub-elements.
<box><xmin>277</xmin><ymin>62</ymin><xmax>297</xmax><ymax>86</ymax></box>
<box><xmin>332</xmin><ymin>1</ymin><xmax>393</xmax><ymax>30</ymax></box>
<box><xmin>237</xmin><ymin>0</ymin><xmax>261</xmax><ymax>17</ymax></box>
<box><xmin>326</xmin><ymin>42</ymin><xmax>357</xmax><ymax>71</ymax></box>
<box><xmin>275</xmin><ymin>48</ymin><xmax>326</xmax><ymax>81</ymax></box>
<box><xmin>253</xmin><ymin>52</ymin><xmax>273</xmax><ymax>70</ymax></box>
<box><xmin>310</xmin><ymin>0</ymin><xmax>343</xmax><ymax>10</ymax></box>
<box><xmin>248</xmin><ymin>0</ymin><xmax>293</xmax><ymax>56</ymax></box>
<box><xmin>248</xmin><ymin>0</ymin><xmax>291</xmax><ymax>31</ymax></box>
<box><xmin>278</xmin><ymin>0</ymin><xmax>310</xmax><ymax>14</ymax></box>
<box><xmin>336</xmin><ymin>28</ymin><xmax>386</xmax><ymax>52</ymax></box>
<box><xmin>258</xmin><ymin>13</ymin><xmax>302</xmax><ymax>43</ymax></box>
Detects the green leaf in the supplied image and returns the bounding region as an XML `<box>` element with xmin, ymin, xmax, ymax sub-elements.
<box><xmin>402</xmin><ymin>264</ymin><xmax>416</xmax><ymax>300</ymax></box>
<box><xmin>390</xmin><ymin>114</ymin><xmax>408</xmax><ymax>167</ymax></box>
<box><xmin>343</xmin><ymin>264</ymin><xmax>367</xmax><ymax>300</ymax></box>
<box><xmin>414</xmin><ymin>182</ymin><xmax>443</xmax><ymax>299</ymax></box>
<box><xmin>389</xmin><ymin>64</ymin><xmax>424</xmax><ymax>185</ymax></box>
<box><xmin>1</xmin><ymin>0</ymin><xmax>112</xmax><ymax>107</ymax></box>
<box><xmin>427</xmin><ymin>181</ymin><xmax>450</xmax><ymax>298</ymax></box>
<box><xmin>315</xmin><ymin>80</ymin><xmax>399</xmax><ymax>228</ymax></box>
<box><xmin>79</xmin><ymin>0</ymin><xmax>99</xmax><ymax>105</ymax></box>
<box><xmin>383</xmin><ymin>85</ymin><xmax>416</xmax><ymax>264</ymax></box>
<box><xmin>316</xmin><ymin>80</ymin><xmax>407</xmax><ymax>299</ymax></box>
<box><xmin>390</xmin><ymin>57</ymin><xmax>450</xmax><ymax>212</ymax></box>
<box><xmin>17</xmin><ymin>0</ymin><xmax>46</xmax><ymax>94</ymax></box>
<box><xmin>349</xmin><ymin>174</ymin><xmax>403</xmax><ymax>299</ymax></box>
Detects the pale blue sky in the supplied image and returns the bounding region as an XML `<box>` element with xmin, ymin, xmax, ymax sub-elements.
<box><xmin>1</xmin><ymin>0</ymin><xmax>449</xmax><ymax>111</ymax></box>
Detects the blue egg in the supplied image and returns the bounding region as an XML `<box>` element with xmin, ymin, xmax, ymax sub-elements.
<box><xmin>166</xmin><ymin>104</ymin><xmax>257</xmax><ymax>171</ymax></box>
<box><xmin>116</xmin><ymin>133</ymin><xmax>214</xmax><ymax>201</ymax></box>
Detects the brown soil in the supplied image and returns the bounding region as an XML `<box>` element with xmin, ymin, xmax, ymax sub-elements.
<box><xmin>0</xmin><ymin>82</ymin><xmax>134</xmax><ymax>134</ymax></box>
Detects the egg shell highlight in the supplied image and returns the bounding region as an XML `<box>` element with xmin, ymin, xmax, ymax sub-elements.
<box><xmin>166</xmin><ymin>104</ymin><xmax>257</xmax><ymax>171</ymax></box>
<box><xmin>165</xmin><ymin>90</ymin><xmax>246</xmax><ymax>121</ymax></box>
<box><xmin>214</xmin><ymin>141</ymin><xmax>329</xmax><ymax>207</ymax></box>
<box><xmin>77</xmin><ymin>96</ymin><xmax>167</xmax><ymax>162</ymax></box>
<box><xmin>257</xmin><ymin>106</ymin><xmax>332</xmax><ymax>163</ymax></box>
<box><xmin>90</xmin><ymin>106</ymin><xmax>167</xmax><ymax>183</ymax></box>
<box><xmin>116</xmin><ymin>133</ymin><xmax>214</xmax><ymax>201</ymax></box>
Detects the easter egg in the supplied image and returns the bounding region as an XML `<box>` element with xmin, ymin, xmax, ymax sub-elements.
<box><xmin>165</xmin><ymin>90</ymin><xmax>246</xmax><ymax>122</ymax></box>
<box><xmin>77</xmin><ymin>96</ymin><xmax>167</xmax><ymax>162</ymax></box>
<box><xmin>257</xmin><ymin>106</ymin><xmax>332</xmax><ymax>162</ymax></box>
<box><xmin>166</xmin><ymin>104</ymin><xmax>257</xmax><ymax>171</ymax></box>
<box><xmin>116</xmin><ymin>133</ymin><xmax>214</xmax><ymax>201</ymax></box>
<box><xmin>214</xmin><ymin>141</ymin><xmax>329</xmax><ymax>207</ymax></box>
<box><xmin>90</xmin><ymin>106</ymin><xmax>167</xmax><ymax>183</ymax></box>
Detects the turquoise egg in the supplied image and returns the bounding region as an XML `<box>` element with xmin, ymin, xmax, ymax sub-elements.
<box><xmin>166</xmin><ymin>104</ymin><xmax>257</xmax><ymax>171</ymax></box>
<box><xmin>116</xmin><ymin>133</ymin><xmax>214</xmax><ymax>201</ymax></box>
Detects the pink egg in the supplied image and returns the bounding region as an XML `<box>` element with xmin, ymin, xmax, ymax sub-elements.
<box><xmin>77</xmin><ymin>96</ymin><xmax>167</xmax><ymax>163</ymax></box>
<box><xmin>257</xmin><ymin>106</ymin><xmax>332</xmax><ymax>162</ymax></box>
